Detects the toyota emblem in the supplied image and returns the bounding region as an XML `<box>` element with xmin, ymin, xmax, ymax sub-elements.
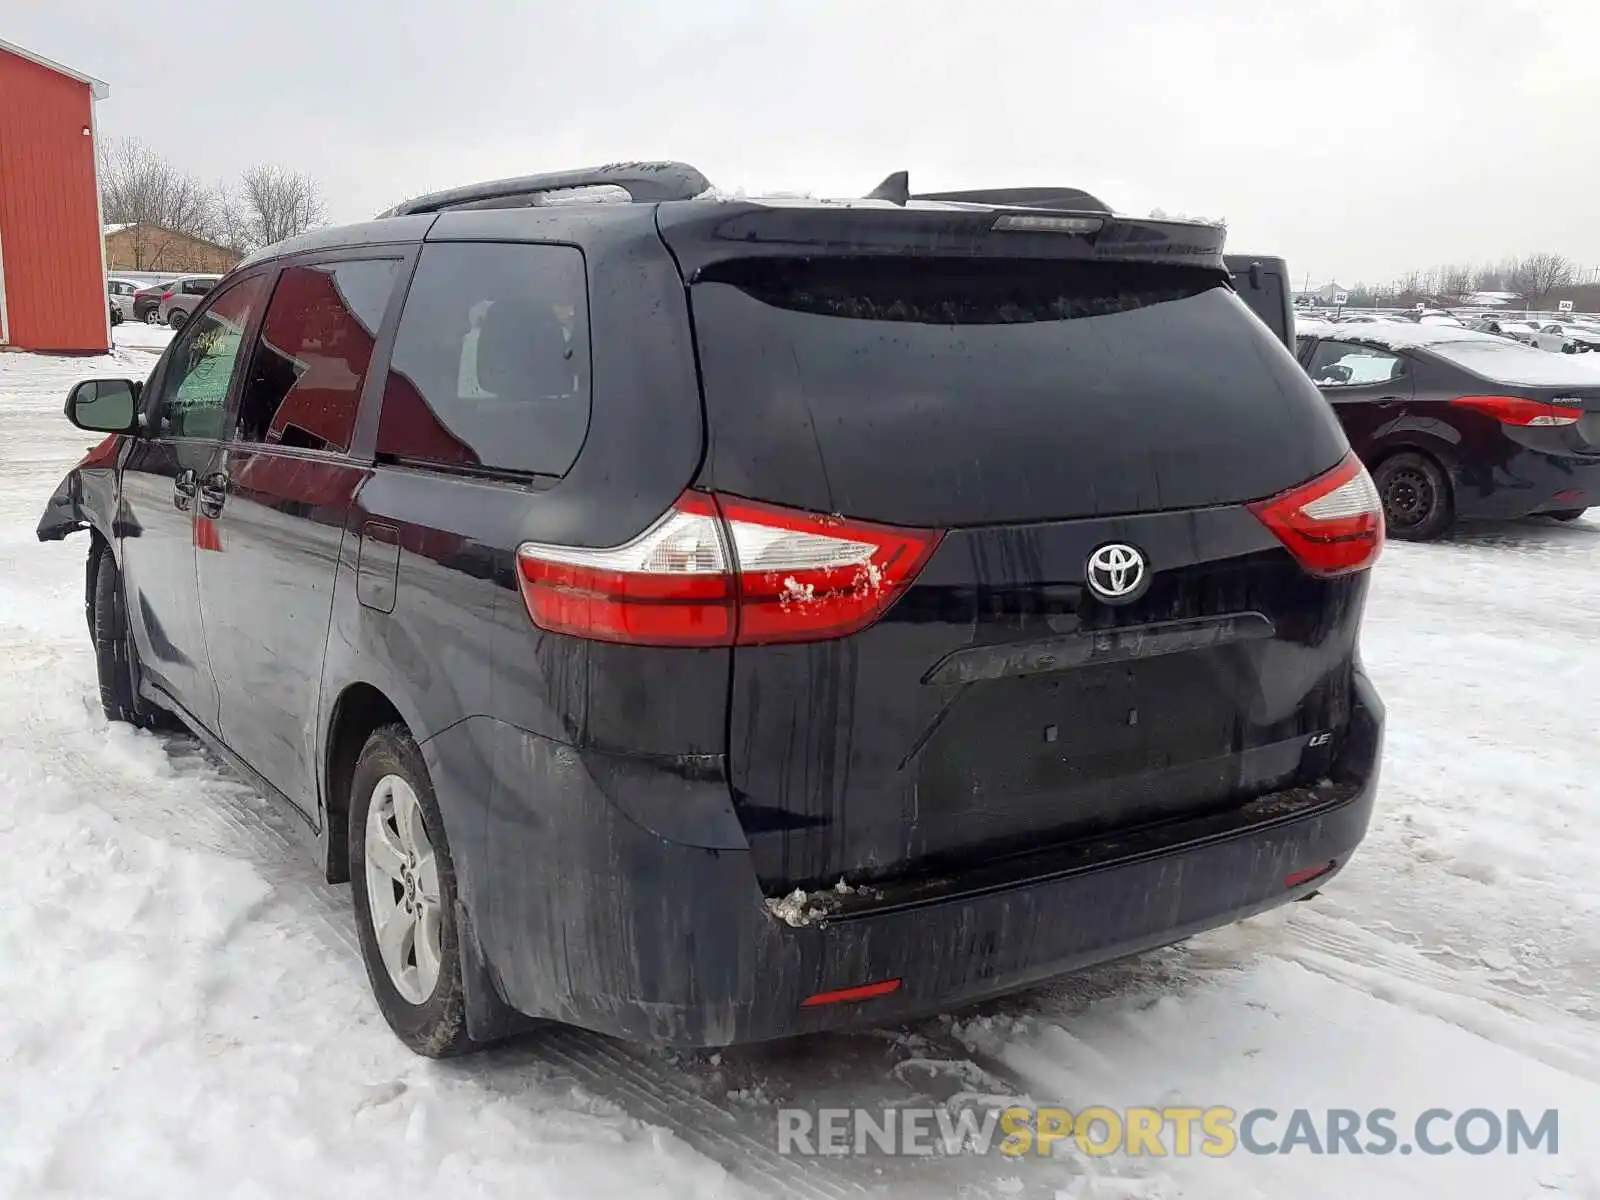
<box><xmin>1085</xmin><ymin>543</ymin><xmax>1149</xmax><ymax>603</ymax></box>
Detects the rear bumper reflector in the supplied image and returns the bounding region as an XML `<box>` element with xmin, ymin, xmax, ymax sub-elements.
<box><xmin>1284</xmin><ymin>860</ymin><xmax>1337</xmax><ymax>889</ymax></box>
<box><xmin>800</xmin><ymin>978</ymin><xmax>902</xmax><ymax>1008</ymax></box>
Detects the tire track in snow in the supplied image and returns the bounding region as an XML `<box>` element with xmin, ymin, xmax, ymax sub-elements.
<box><xmin>0</xmin><ymin>629</ymin><xmax>878</xmax><ymax>1197</ymax></box>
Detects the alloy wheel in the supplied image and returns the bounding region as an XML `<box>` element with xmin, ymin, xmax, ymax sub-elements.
<box><xmin>363</xmin><ymin>774</ymin><xmax>443</xmax><ymax>1005</ymax></box>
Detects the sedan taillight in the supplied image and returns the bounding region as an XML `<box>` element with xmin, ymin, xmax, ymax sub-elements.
<box><xmin>1451</xmin><ymin>395</ymin><xmax>1582</xmax><ymax>427</ymax></box>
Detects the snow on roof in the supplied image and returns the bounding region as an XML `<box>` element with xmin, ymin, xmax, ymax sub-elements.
<box><xmin>1431</xmin><ymin>340</ymin><xmax>1600</xmax><ymax>386</ymax></box>
<box><xmin>0</xmin><ymin>37</ymin><xmax>109</xmax><ymax>100</ymax></box>
<box><xmin>1324</xmin><ymin>321</ymin><xmax>1600</xmax><ymax>385</ymax></box>
<box><xmin>103</xmin><ymin>223</ymin><xmax>133</xmax><ymax>236</ymax></box>
<box><xmin>1319</xmin><ymin>321</ymin><xmax>1504</xmax><ymax>350</ymax></box>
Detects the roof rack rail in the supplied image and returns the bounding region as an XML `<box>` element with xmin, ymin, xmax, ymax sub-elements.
<box><xmin>381</xmin><ymin>161</ymin><xmax>711</xmax><ymax>217</ymax></box>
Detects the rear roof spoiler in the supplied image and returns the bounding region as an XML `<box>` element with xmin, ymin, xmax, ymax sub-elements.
<box><xmin>863</xmin><ymin>171</ymin><xmax>1111</xmax><ymax>214</ymax></box>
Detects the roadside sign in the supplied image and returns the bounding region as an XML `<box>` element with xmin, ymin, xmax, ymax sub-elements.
<box><xmin>1558</xmin><ymin>300</ymin><xmax>1574</xmax><ymax>312</ymax></box>
<box><xmin>1333</xmin><ymin>292</ymin><xmax>1349</xmax><ymax>306</ymax></box>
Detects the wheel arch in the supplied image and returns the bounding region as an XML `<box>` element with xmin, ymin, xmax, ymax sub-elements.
<box><xmin>320</xmin><ymin>681</ymin><xmax>409</xmax><ymax>884</ymax></box>
<box><xmin>1365</xmin><ymin>435</ymin><xmax>1460</xmax><ymax>495</ymax></box>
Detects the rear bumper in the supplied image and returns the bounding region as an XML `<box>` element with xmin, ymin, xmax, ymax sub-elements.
<box><xmin>1453</xmin><ymin>444</ymin><xmax>1600</xmax><ymax>519</ymax></box>
<box><xmin>426</xmin><ymin>675</ymin><xmax>1383</xmax><ymax>1048</ymax></box>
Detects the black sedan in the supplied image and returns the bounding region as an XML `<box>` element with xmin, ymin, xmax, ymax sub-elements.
<box><xmin>1296</xmin><ymin>323</ymin><xmax>1600</xmax><ymax>538</ymax></box>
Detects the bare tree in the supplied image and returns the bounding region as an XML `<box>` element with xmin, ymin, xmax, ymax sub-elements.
<box><xmin>1393</xmin><ymin>270</ymin><xmax>1423</xmax><ymax>304</ymax></box>
<box><xmin>1508</xmin><ymin>252</ymin><xmax>1576</xmax><ymax>310</ymax></box>
<box><xmin>97</xmin><ymin>137</ymin><xmax>220</xmax><ymax>266</ymax></box>
<box><xmin>1440</xmin><ymin>263</ymin><xmax>1474</xmax><ymax>298</ymax></box>
<box><xmin>234</xmin><ymin>163</ymin><xmax>327</xmax><ymax>250</ymax></box>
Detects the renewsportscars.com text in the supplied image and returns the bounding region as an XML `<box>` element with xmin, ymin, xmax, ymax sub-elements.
<box><xmin>776</xmin><ymin>1106</ymin><xmax>1560</xmax><ymax>1158</ymax></box>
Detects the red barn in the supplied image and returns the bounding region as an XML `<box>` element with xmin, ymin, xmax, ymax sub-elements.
<box><xmin>0</xmin><ymin>39</ymin><xmax>110</xmax><ymax>353</ymax></box>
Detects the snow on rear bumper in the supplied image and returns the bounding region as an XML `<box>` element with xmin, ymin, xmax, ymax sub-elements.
<box><xmin>425</xmin><ymin>675</ymin><xmax>1383</xmax><ymax>1048</ymax></box>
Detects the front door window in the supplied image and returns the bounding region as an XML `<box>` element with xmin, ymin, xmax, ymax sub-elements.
<box><xmin>152</xmin><ymin>276</ymin><xmax>268</xmax><ymax>439</ymax></box>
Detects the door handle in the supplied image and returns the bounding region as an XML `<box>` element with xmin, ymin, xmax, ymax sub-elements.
<box><xmin>198</xmin><ymin>472</ymin><xmax>229</xmax><ymax>519</ymax></box>
<box><xmin>173</xmin><ymin>468</ymin><xmax>197</xmax><ymax>511</ymax></box>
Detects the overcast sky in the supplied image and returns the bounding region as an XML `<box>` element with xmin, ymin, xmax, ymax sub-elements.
<box><xmin>13</xmin><ymin>0</ymin><xmax>1600</xmax><ymax>285</ymax></box>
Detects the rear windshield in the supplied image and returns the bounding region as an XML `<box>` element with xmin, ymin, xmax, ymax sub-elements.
<box><xmin>691</xmin><ymin>257</ymin><xmax>1347</xmax><ymax>527</ymax></box>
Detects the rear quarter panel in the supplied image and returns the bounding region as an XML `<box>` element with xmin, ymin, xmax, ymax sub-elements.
<box><xmin>315</xmin><ymin>212</ymin><xmax>721</xmax><ymax>934</ymax></box>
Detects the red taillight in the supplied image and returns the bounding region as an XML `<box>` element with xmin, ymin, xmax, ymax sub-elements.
<box><xmin>717</xmin><ymin>495</ymin><xmax>941</xmax><ymax>644</ymax></box>
<box><xmin>515</xmin><ymin>492</ymin><xmax>941</xmax><ymax>647</ymax></box>
<box><xmin>161</xmin><ymin>291</ymin><xmax>174</xmax><ymax>301</ymax></box>
<box><xmin>1249</xmin><ymin>453</ymin><xmax>1384</xmax><ymax>577</ymax></box>
<box><xmin>1450</xmin><ymin>394</ymin><xmax>1582</xmax><ymax>427</ymax></box>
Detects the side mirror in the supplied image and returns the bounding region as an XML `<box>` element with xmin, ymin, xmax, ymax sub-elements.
<box><xmin>64</xmin><ymin>379</ymin><xmax>142</xmax><ymax>435</ymax></box>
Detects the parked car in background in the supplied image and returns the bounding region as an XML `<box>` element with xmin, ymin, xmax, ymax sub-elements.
<box><xmin>36</xmin><ymin>163</ymin><xmax>1385</xmax><ymax>1058</ymax></box>
<box><xmin>1225</xmin><ymin>254</ymin><xmax>1293</xmax><ymax>349</ymax></box>
<box><xmin>1466</xmin><ymin>317</ymin><xmax>1539</xmax><ymax>345</ymax></box>
<box><xmin>108</xmin><ymin>297</ymin><xmax>123</xmax><ymax>327</ymax></box>
<box><xmin>1296</xmin><ymin>321</ymin><xmax>1600</xmax><ymax>537</ymax></box>
<box><xmin>132</xmin><ymin>280</ymin><xmax>177</xmax><ymax>325</ymax></box>
<box><xmin>107</xmin><ymin>277</ymin><xmax>144</xmax><ymax>321</ymax></box>
<box><xmin>155</xmin><ymin>275</ymin><xmax>222</xmax><ymax>329</ymax></box>
<box><xmin>1532</xmin><ymin>321</ymin><xmax>1600</xmax><ymax>354</ymax></box>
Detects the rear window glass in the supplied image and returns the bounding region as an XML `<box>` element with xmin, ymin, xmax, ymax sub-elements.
<box><xmin>378</xmin><ymin>242</ymin><xmax>590</xmax><ymax>478</ymax></box>
<box><xmin>1307</xmin><ymin>342</ymin><xmax>1405</xmax><ymax>386</ymax></box>
<box><xmin>691</xmin><ymin>257</ymin><xmax>1346</xmax><ymax>527</ymax></box>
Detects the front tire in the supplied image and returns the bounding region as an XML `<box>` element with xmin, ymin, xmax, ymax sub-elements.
<box><xmin>1374</xmin><ymin>452</ymin><xmax>1453</xmax><ymax>541</ymax></box>
<box><xmin>92</xmin><ymin>550</ymin><xmax>164</xmax><ymax>728</ymax></box>
<box><xmin>349</xmin><ymin>725</ymin><xmax>477</xmax><ymax>1058</ymax></box>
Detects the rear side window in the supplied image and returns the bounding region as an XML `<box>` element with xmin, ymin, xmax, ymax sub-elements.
<box><xmin>185</xmin><ymin>279</ymin><xmax>216</xmax><ymax>295</ymax></box>
<box><xmin>377</xmin><ymin>242</ymin><xmax>590</xmax><ymax>478</ymax></box>
<box><xmin>1307</xmin><ymin>341</ymin><xmax>1405</xmax><ymax>386</ymax></box>
<box><xmin>234</xmin><ymin>259</ymin><xmax>400</xmax><ymax>453</ymax></box>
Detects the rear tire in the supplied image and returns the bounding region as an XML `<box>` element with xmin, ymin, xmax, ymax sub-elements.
<box><xmin>143</xmin><ymin>309</ymin><xmax>159</xmax><ymax>326</ymax></box>
<box><xmin>166</xmin><ymin>309</ymin><xmax>187</xmax><ymax>330</ymax></box>
<box><xmin>1374</xmin><ymin>452</ymin><xmax>1452</xmax><ymax>541</ymax></box>
<box><xmin>349</xmin><ymin>725</ymin><xmax>478</xmax><ymax>1058</ymax></box>
<box><xmin>1548</xmin><ymin>508</ymin><xmax>1587</xmax><ymax>522</ymax></box>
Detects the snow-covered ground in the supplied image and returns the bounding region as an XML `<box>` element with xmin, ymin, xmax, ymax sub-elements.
<box><xmin>1</xmin><ymin>329</ymin><xmax>1596</xmax><ymax>1199</ymax></box>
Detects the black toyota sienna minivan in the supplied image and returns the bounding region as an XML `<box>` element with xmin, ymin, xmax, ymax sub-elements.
<box><xmin>39</xmin><ymin>163</ymin><xmax>1385</xmax><ymax>1056</ymax></box>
